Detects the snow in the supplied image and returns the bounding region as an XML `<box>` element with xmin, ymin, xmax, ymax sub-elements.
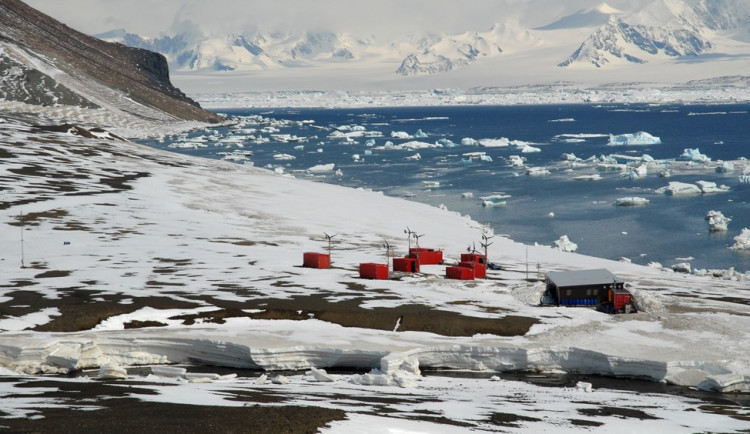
<box><xmin>607</xmin><ymin>131</ymin><xmax>662</xmax><ymax>146</ymax></box>
<box><xmin>2</xmin><ymin>111</ymin><xmax>750</xmax><ymax>431</ymax></box>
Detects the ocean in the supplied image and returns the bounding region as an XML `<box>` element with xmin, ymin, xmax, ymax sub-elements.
<box><xmin>138</xmin><ymin>103</ymin><xmax>750</xmax><ymax>273</ymax></box>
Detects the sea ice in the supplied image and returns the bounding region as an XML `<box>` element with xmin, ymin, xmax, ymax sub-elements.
<box><xmin>308</xmin><ymin>163</ymin><xmax>335</xmax><ymax>172</ymax></box>
<box><xmin>614</xmin><ymin>197</ymin><xmax>649</xmax><ymax>206</ymax></box>
<box><xmin>552</xmin><ymin>235</ymin><xmax>577</xmax><ymax>252</ymax></box>
<box><xmin>655</xmin><ymin>182</ymin><xmax>702</xmax><ymax>196</ymax></box>
<box><xmin>729</xmin><ymin>228</ymin><xmax>750</xmax><ymax>251</ymax></box>
<box><xmin>405</xmin><ymin>153</ymin><xmax>421</xmax><ymax>161</ymax></box>
<box><xmin>478</xmin><ymin>138</ymin><xmax>510</xmax><ymax>147</ymax></box>
<box><xmin>679</xmin><ymin>148</ymin><xmax>711</xmax><ymax>163</ymax></box>
<box><xmin>695</xmin><ymin>180</ymin><xmax>730</xmax><ymax>194</ymax></box>
<box><xmin>273</xmin><ymin>153</ymin><xmax>295</xmax><ymax>161</ymax></box>
<box><xmin>390</xmin><ymin>131</ymin><xmax>411</xmax><ymax>139</ymax></box>
<box><xmin>526</xmin><ymin>167</ymin><xmax>550</xmax><ymax>176</ymax></box>
<box><xmin>573</xmin><ymin>174</ymin><xmax>602</xmax><ymax>181</ymax></box>
<box><xmin>481</xmin><ymin>194</ymin><xmax>511</xmax><ymax>207</ymax></box>
<box><xmin>607</xmin><ymin>131</ymin><xmax>661</xmax><ymax>146</ymax></box>
<box><xmin>507</xmin><ymin>155</ymin><xmax>526</xmax><ymax>167</ymax></box>
<box><xmin>716</xmin><ymin>161</ymin><xmax>735</xmax><ymax>173</ymax></box>
<box><xmin>627</xmin><ymin>164</ymin><xmax>648</xmax><ymax>180</ymax></box>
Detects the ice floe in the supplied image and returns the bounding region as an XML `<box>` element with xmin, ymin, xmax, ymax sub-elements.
<box><xmin>607</xmin><ymin>131</ymin><xmax>661</xmax><ymax>146</ymax></box>
<box><xmin>729</xmin><ymin>228</ymin><xmax>750</xmax><ymax>251</ymax></box>
<box><xmin>614</xmin><ymin>197</ymin><xmax>650</xmax><ymax>206</ymax></box>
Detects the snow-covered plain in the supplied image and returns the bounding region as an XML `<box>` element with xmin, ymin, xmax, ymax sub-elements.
<box><xmin>1</xmin><ymin>113</ymin><xmax>749</xmax><ymax>431</ymax></box>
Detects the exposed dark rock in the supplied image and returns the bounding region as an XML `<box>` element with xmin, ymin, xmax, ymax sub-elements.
<box><xmin>0</xmin><ymin>0</ymin><xmax>221</xmax><ymax>123</ymax></box>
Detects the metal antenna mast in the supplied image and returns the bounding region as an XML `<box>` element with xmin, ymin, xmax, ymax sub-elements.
<box><xmin>324</xmin><ymin>232</ymin><xmax>337</xmax><ymax>261</ymax></box>
<box><xmin>383</xmin><ymin>240</ymin><xmax>392</xmax><ymax>267</ymax></box>
<box><xmin>413</xmin><ymin>232</ymin><xmax>424</xmax><ymax>248</ymax></box>
<box><xmin>481</xmin><ymin>233</ymin><xmax>494</xmax><ymax>262</ymax></box>
<box><xmin>404</xmin><ymin>227</ymin><xmax>414</xmax><ymax>250</ymax></box>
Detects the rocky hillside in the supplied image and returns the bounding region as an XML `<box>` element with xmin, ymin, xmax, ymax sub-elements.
<box><xmin>0</xmin><ymin>0</ymin><xmax>220</xmax><ymax>124</ymax></box>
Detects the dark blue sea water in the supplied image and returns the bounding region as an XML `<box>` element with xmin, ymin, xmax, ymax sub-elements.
<box><xmin>138</xmin><ymin>103</ymin><xmax>750</xmax><ymax>273</ymax></box>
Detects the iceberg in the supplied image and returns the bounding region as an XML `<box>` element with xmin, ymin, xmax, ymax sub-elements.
<box><xmin>273</xmin><ymin>153</ymin><xmax>295</xmax><ymax>161</ymax></box>
<box><xmin>707</xmin><ymin>211</ymin><xmax>732</xmax><ymax>232</ymax></box>
<box><xmin>507</xmin><ymin>155</ymin><xmax>526</xmax><ymax>168</ymax></box>
<box><xmin>519</xmin><ymin>145</ymin><xmax>541</xmax><ymax>153</ymax></box>
<box><xmin>526</xmin><ymin>167</ymin><xmax>550</xmax><ymax>176</ymax></box>
<box><xmin>715</xmin><ymin>161</ymin><xmax>735</xmax><ymax>173</ymax></box>
<box><xmin>308</xmin><ymin>163</ymin><xmax>335</xmax><ymax>173</ymax></box>
<box><xmin>390</xmin><ymin>131</ymin><xmax>411</xmax><ymax>139</ymax></box>
<box><xmin>552</xmin><ymin>235</ymin><xmax>578</xmax><ymax>252</ymax></box>
<box><xmin>461</xmin><ymin>137</ymin><xmax>479</xmax><ymax>146</ymax></box>
<box><xmin>481</xmin><ymin>194</ymin><xmax>511</xmax><ymax>208</ymax></box>
<box><xmin>478</xmin><ymin>138</ymin><xmax>510</xmax><ymax>147</ymax></box>
<box><xmin>695</xmin><ymin>180</ymin><xmax>730</xmax><ymax>194</ymax></box>
<box><xmin>608</xmin><ymin>131</ymin><xmax>661</xmax><ymax>146</ymax></box>
<box><xmin>655</xmin><ymin>182</ymin><xmax>701</xmax><ymax>196</ymax></box>
<box><xmin>414</xmin><ymin>129</ymin><xmax>428</xmax><ymax>138</ymax></box>
<box><xmin>405</xmin><ymin>153</ymin><xmax>421</xmax><ymax>161</ymax></box>
<box><xmin>729</xmin><ymin>228</ymin><xmax>750</xmax><ymax>251</ymax></box>
<box><xmin>614</xmin><ymin>197</ymin><xmax>649</xmax><ymax>206</ymax></box>
<box><xmin>573</xmin><ymin>174</ymin><xmax>602</xmax><ymax>181</ymax></box>
<box><xmin>678</xmin><ymin>148</ymin><xmax>711</xmax><ymax>163</ymax></box>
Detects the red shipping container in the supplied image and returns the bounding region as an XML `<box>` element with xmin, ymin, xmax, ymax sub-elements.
<box><xmin>446</xmin><ymin>266</ymin><xmax>474</xmax><ymax>280</ymax></box>
<box><xmin>359</xmin><ymin>263</ymin><xmax>389</xmax><ymax>280</ymax></box>
<box><xmin>409</xmin><ymin>247</ymin><xmax>443</xmax><ymax>265</ymax></box>
<box><xmin>303</xmin><ymin>252</ymin><xmax>330</xmax><ymax>269</ymax></box>
<box><xmin>460</xmin><ymin>254</ymin><xmax>487</xmax><ymax>278</ymax></box>
<box><xmin>393</xmin><ymin>257</ymin><xmax>420</xmax><ymax>273</ymax></box>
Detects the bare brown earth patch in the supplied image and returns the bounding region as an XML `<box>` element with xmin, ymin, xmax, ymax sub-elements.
<box><xmin>577</xmin><ymin>406</ymin><xmax>660</xmax><ymax>420</ymax></box>
<box><xmin>0</xmin><ymin>290</ymin><xmax>201</xmax><ymax>332</ymax></box>
<box><xmin>0</xmin><ymin>377</ymin><xmax>345</xmax><ymax>434</ymax></box>
<box><xmin>179</xmin><ymin>294</ymin><xmax>539</xmax><ymax>337</ymax></box>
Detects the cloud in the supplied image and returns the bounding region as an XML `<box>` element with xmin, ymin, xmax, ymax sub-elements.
<box><xmin>25</xmin><ymin>0</ymin><xmax>655</xmax><ymax>38</ymax></box>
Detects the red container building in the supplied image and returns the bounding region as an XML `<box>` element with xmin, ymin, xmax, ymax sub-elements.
<box><xmin>359</xmin><ymin>263</ymin><xmax>389</xmax><ymax>280</ymax></box>
<box><xmin>446</xmin><ymin>266</ymin><xmax>474</xmax><ymax>280</ymax></box>
<box><xmin>303</xmin><ymin>252</ymin><xmax>330</xmax><ymax>269</ymax></box>
<box><xmin>460</xmin><ymin>253</ymin><xmax>487</xmax><ymax>278</ymax></box>
<box><xmin>393</xmin><ymin>257</ymin><xmax>420</xmax><ymax>273</ymax></box>
<box><xmin>409</xmin><ymin>247</ymin><xmax>443</xmax><ymax>265</ymax></box>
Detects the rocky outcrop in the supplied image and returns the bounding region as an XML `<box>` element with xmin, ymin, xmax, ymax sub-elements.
<box><xmin>0</xmin><ymin>0</ymin><xmax>221</xmax><ymax>123</ymax></box>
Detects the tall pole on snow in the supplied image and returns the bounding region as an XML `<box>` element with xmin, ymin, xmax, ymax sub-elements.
<box><xmin>20</xmin><ymin>211</ymin><xmax>25</xmax><ymax>269</ymax></box>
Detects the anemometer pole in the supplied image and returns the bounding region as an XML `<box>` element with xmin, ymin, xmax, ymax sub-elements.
<box><xmin>404</xmin><ymin>227</ymin><xmax>413</xmax><ymax>251</ymax></box>
<box><xmin>383</xmin><ymin>240</ymin><xmax>391</xmax><ymax>267</ymax></box>
<box><xmin>324</xmin><ymin>232</ymin><xmax>336</xmax><ymax>263</ymax></box>
<box><xmin>20</xmin><ymin>211</ymin><xmax>25</xmax><ymax>269</ymax></box>
<box><xmin>481</xmin><ymin>233</ymin><xmax>493</xmax><ymax>263</ymax></box>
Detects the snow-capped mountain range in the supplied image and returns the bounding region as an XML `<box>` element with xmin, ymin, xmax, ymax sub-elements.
<box><xmin>91</xmin><ymin>0</ymin><xmax>750</xmax><ymax>93</ymax></box>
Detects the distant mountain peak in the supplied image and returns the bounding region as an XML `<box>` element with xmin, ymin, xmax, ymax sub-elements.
<box><xmin>536</xmin><ymin>2</ymin><xmax>623</xmax><ymax>30</ymax></box>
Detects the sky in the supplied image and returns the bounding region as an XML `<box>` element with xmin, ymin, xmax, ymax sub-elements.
<box><xmin>25</xmin><ymin>0</ymin><xmax>653</xmax><ymax>38</ymax></box>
